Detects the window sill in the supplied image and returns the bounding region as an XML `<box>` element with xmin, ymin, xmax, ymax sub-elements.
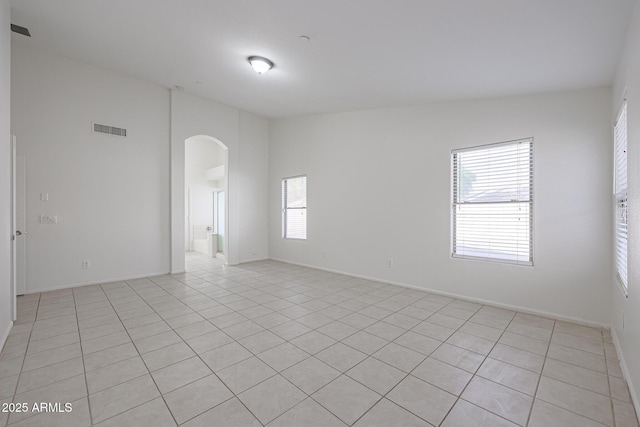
<box><xmin>451</xmin><ymin>253</ymin><xmax>533</xmax><ymax>267</ymax></box>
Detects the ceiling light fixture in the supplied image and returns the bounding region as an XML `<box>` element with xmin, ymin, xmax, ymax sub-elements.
<box><xmin>248</xmin><ymin>56</ymin><xmax>274</xmax><ymax>75</ymax></box>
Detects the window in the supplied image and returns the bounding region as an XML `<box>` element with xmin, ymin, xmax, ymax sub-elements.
<box><xmin>282</xmin><ymin>175</ymin><xmax>307</xmax><ymax>239</ymax></box>
<box><xmin>452</xmin><ymin>138</ymin><xmax>533</xmax><ymax>265</ymax></box>
<box><xmin>614</xmin><ymin>101</ymin><xmax>628</xmax><ymax>291</ymax></box>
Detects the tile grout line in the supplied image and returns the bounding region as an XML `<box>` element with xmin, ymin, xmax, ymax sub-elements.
<box><xmin>343</xmin><ymin>302</ymin><xmax>542</xmax><ymax>425</ymax></box>
<box><xmin>524</xmin><ymin>319</ymin><xmax>556</xmax><ymax>427</ymax></box>
<box><xmin>150</xmin><ymin>275</ymin><xmax>278</xmax><ymax>427</ymax></box>
<box><xmin>71</xmin><ymin>286</ymin><xmax>95</xmax><ymax>426</ymax></box>
<box><xmin>605</xmin><ymin>329</ymin><xmax>617</xmax><ymax>427</ymax></box>
<box><xmin>89</xmin><ymin>280</ymin><xmax>180</xmax><ymax>427</ymax></box>
<box><xmin>429</xmin><ymin>308</ymin><xmax>520</xmax><ymax>427</ymax></box>
<box><xmin>217</xmin><ymin>277</ymin><xmax>449</xmax><ymax>425</ymax></box>
<box><xmin>305</xmin><ymin>301</ymin><xmax>489</xmax><ymax>425</ymax></box>
<box><xmin>184</xmin><ymin>261</ymin><xmax>533</xmax><ymax>426</ymax></box>
<box><xmin>339</xmin><ymin>300</ymin><xmax>476</xmax><ymax>426</ymax></box>
<box><xmin>124</xmin><ymin>272</ymin><xmax>267</xmax><ymax>427</ymax></box>
<box><xmin>5</xmin><ymin>293</ymin><xmax>40</xmax><ymax>426</ymax></box>
<box><xmin>178</xmin><ymin>260</ymin><xmax>390</xmax><ymax>426</ymax></box>
<box><xmin>529</xmin><ymin>323</ymin><xmax>621</xmax><ymax>427</ymax></box>
<box><xmin>123</xmin><ymin>269</ymin><xmax>273</xmax><ymax>425</ymax></box>
<box><xmin>394</xmin><ymin>308</ymin><xmax>618</xmax><ymax>410</ymax></box>
<box><xmin>8</xmin><ymin>284</ymin><xmax>568</xmax><ymax>427</ymax></box>
<box><xmin>206</xmin><ymin>260</ymin><xmax>478</xmax><ymax>424</ymax></box>
<box><xmin>219</xmin><ymin>278</ymin><xmax>617</xmax><ymax>427</ymax></box>
<box><xmin>3</xmin><ymin>256</ymin><xmax>633</xmax><ymax>426</ymax></box>
<box><xmin>163</xmin><ymin>259</ymin><xmax>414</xmax><ymax>426</ymax></box>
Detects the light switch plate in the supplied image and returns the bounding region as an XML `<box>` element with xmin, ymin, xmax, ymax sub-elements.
<box><xmin>40</xmin><ymin>215</ymin><xmax>58</xmax><ymax>224</ymax></box>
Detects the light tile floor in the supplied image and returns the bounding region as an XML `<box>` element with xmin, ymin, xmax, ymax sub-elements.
<box><xmin>0</xmin><ymin>252</ymin><xmax>638</xmax><ymax>426</ymax></box>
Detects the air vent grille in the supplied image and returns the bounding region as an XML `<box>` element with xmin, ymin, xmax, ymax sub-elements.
<box><xmin>93</xmin><ymin>123</ymin><xmax>127</xmax><ymax>137</ymax></box>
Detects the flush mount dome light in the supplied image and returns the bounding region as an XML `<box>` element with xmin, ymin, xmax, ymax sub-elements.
<box><xmin>248</xmin><ymin>56</ymin><xmax>274</xmax><ymax>75</ymax></box>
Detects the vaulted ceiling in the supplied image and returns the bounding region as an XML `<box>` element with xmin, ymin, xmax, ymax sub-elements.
<box><xmin>9</xmin><ymin>0</ymin><xmax>638</xmax><ymax>118</ymax></box>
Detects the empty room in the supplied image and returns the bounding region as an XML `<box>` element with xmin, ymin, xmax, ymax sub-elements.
<box><xmin>1</xmin><ymin>0</ymin><xmax>640</xmax><ymax>426</ymax></box>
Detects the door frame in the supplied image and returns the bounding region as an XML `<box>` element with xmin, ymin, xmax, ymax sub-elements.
<box><xmin>10</xmin><ymin>135</ymin><xmax>17</xmax><ymax>321</ymax></box>
<box><xmin>11</xmin><ymin>134</ymin><xmax>27</xmax><ymax>321</ymax></box>
<box><xmin>213</xmin><ymin>190</ymin><xmax>225</xmax><ymax>254</ymax></box>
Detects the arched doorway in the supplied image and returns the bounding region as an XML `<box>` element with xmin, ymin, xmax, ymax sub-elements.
<box><xmin>184</xmin><ymin>135</ymin><xmax>228</xmax><ymax>263</ymax></box>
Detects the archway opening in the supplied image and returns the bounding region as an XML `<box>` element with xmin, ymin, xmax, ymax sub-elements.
<box><xmin>184</xmin><ymin>135</ymin><xmax>228</xmax><ymax>263</ymax></box>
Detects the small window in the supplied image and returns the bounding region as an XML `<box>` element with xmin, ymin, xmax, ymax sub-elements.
<box><xmin>452</xmin><ymin>138</ymin><xmax>533</xmax><ymax>265</ymax></box>
<box><xmin>282</xmin><ymin>175</ymin><xmax>307</xmax><ymax>239</ymax></box>
<box><xmin>614</xmin><ymin>101</ymin><xmax>628</xmax><ymax>291</ymax></box>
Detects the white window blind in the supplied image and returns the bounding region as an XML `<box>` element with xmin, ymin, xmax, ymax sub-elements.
<box><xmin>283</xmin><ymin>175</ymin><xmax>307</xmax><ymax>239</ymax></box>
<box><xmin>452</xmin><ymin>138</ymin><xmax>533</xmax><ymax>265</ymax></box>
<box><xmin>614</xmin><ymin>101</ymin><xmax>628</xmax><ymax>290</ymax></box>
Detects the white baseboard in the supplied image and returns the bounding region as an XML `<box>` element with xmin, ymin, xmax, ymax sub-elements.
<box><xmin>268</xmin><ymin>257</ymin><xmax>609</xmax><ymax>329</ymax></box>
<box><xmin>611</xmin><ymin>327</ymin><xmax>640</xmax><ymax>417</ymax></box>
<box><xmin>0</xmin><ymin>320</ymin><xmax>13</xmax><ymax>352</ymax></box>
<box><xmin>25</xmin><ymin>270</ymin><xmax>171</xmax><ymax>294</ymax></box>
<box><xmin>239</xmin><ymin>256</ymin><xmax>269</xmax><ymax>264</ymax></box>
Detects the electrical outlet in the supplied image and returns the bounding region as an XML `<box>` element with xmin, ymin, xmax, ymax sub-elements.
<box><xmin>323</xmin><ymin>251</ymin><xmax>327</xmax><ymax>258</ymax></box>
<box><xmin>387</xmin><ymin>258</ymin><xmax>394</xmax><ymax>267</ymax></box>
<box><xmin>252</xmin><ymin>248</ymin><xmax>257</xmax><ymax>255</ymax></box>
<box><xmin>82</xmin><ymin>260</ymin><xmax>91</xmax><ymax>269</ymax></box>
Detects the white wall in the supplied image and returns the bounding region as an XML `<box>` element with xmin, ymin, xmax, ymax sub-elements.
<box><xmin>11</xmin><ymin>42</ymin><xmax>171</xmax><ymax>292</ymax></box>
<box><xmin>238</xmin><ymin>111</ymin><xmax>269</xmax><ymax>262</ymax></box>
<box><xmin>9</xmin><ymin>43</ymin><xmax>270</xmax><ymax>291</ymax></box>
<box><xmin>184</xmin><ymin>136</ymin><xmax>225</xmax><ymax>249</ymax></box>
<box><xmin>612</xmin><ymin>0</ymin><xmax>640</xmax><ymax>413</ymax></box>
<box><xmin>0</xmin><ymin>0</ymin><xmax>12</xmax><ymax>348</ymax></box>
<box><xmin>170</xmin><ymin>91</ymin><xmax>269</xmax><ymax>271</ymax></box>
<box><xmin>269</xmin><ymin>88</ymin><xmax>612</xmax><ymax>325</ymax></box>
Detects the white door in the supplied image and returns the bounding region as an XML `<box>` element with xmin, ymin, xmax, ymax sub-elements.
<box><xmin>11</xmin><ymin>136</ymin><xmax>27</xmax><ymax>308</ymax></box>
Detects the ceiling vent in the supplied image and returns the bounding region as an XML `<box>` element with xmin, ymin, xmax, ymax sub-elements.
<box><xmin>93</xmin><ymin>123</ymin><xmax>127</xmax><ymax>137</ymax></box>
